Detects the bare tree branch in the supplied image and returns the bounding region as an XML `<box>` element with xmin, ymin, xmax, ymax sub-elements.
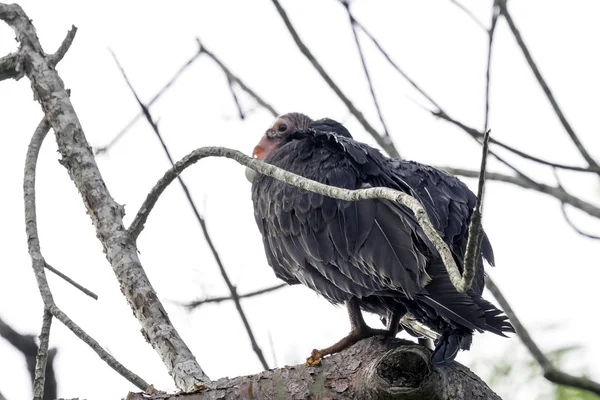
<box><xmin>344</xmin><ymin>3</ymin><xmax>390</xmax><ymax>138</ymax></box>
<box><xmin>552</xmin><ymin>170</ymin><xmax>600</xmax><ymax>240</ymax></box>
<box><xmin>559</xmin><ymin>203</ymin><xmax>600</xmax><ymax>240</ymax></box>
<box><xmin>95</xmin><ymin>44</ymin><xmax>204</xmax><ymax>155</ymax></box>
<box><xmin>48</xmin><ymin>25</ymin><xmax>77</xmax><ymax>67</ymax></box>
<box><xmin>22</xmin><ymin>118</ymin><xmax>149</xmax><ymax>392</ymax></box>
<box><xmin>441</xmin><ymin>167</ymin><xmax>600</xmax><ymax>220</ymax></box>
<box><xmin>0</xmin><ymin>52</ymin><xmax>23</xmax><ymax>81</ymax></box>
<box><xmin>197</xmin><ymin>39</ymin><xmax>279</xmax><ymax>118</ymax></box>
<box><xmin>460</xmin><ymin>131</ymin><xmax>491</xmax><ymax>292</ymax></box>
<box><xmin>0</xmin><ymin>4</ymin><xmax>205</xmax><ymax>390</ymax></box>
<box><xmin>269</xmin><ymin>0</ymin><xmax>400</xmax><ymax>159</ymax></box>
<box><xmin>183</xmin><ymin>284</ymin><xmax>287</xmax><ymax>309</ymax></box>
<box><xmin>483</xmin><ymin>5</ymin><xmax>499</xmax><ymax>133</ymax></box>
<box><xmin>497</xmin><ymin>0</ymin><xmax>600</xmax><ymax>173</ymax></box>
<box><xmin>111</xmin><ymin>51</ymin><xmax>270</xmax><ymax>371</ymax></box>
<box><xmin>352</xmin><ymin>17</ymin><xmax>443</xmax><ymax>113</ymax></box>
<box><xmin>486</xmin><ymin>276</ymin><xmax>600</xmax><ymax>396</ymax></box>
<box><xmin>448</xmin><ymin>0</ymin><xmax>488</xmax><ymax>32</ymax></box>
<box><xmin>225</xmin><ymin>75</ymin><xmax>245</xmax><ymax>119</ymax></box>
<box><xmin>128</xmin><ymin>337</ymin><xmax>502</xmax><ymax>400</ymax></box>
<box><xmin>131</xmin><ymin>146</ymin><xmax>476</xmax><ymax>293</ymax></box>
<box><xmin>44</xmin><ymin>261</ymin><xmax>98</xmax><ymax>300</ymax></box>
<box><xmin>33</xmin><ymin>310</ymin><xmax>52</xmax><ymax>400</ymax></box>
<box><xmin>0</xmin><ymin>316</ymin><xmax>57</xmax><ymax>400</ymax></box>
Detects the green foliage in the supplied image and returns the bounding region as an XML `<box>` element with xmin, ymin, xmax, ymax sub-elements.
<box><xmin>469</xmin><ymin>331</ymin><xmax>599</xmax><ymax>400</ymax></box>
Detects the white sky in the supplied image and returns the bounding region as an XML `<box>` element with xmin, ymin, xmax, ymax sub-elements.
<box><xmin>1</xmin><ymin>1</ymin><xmax>599</xmax><ymax>399</ymax></box>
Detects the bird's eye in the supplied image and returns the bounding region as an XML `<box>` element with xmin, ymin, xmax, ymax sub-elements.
<box><xmin>277</xmin><ymin>123</ymin><xmax>288</xmax><ymax>133</ymax></box>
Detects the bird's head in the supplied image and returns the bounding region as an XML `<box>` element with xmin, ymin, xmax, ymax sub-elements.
<box><xmin>246</xmin><ymin>113</ymin><xmax>353</xmax><ymax>182</ymax></box>
<box><xmin>251</xmin><ymin>112</ymin><xmax>353</xmax><ymax>160</ymax></box>
<box><xmin>251</xmin><ymin>112</ymin><xmax>313</xmax><ymax>160</ymax></box>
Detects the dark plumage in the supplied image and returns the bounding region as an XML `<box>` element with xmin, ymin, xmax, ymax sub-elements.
<box><xmin>249</xmin><ymin>113</ymin><xmax>513</xmax><ymax>365</ymax></box>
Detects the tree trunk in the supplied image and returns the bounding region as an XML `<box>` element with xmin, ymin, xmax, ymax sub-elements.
<box><xmin>131</xmin><ymin>337</ymin><xmax>501</xmax><ymax>400</ymax></box>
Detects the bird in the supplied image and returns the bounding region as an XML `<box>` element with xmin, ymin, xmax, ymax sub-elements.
<box><xmin>247</xmin><ymin>112</ymin><xmax>513</xmax><ymax>365</ymax></box>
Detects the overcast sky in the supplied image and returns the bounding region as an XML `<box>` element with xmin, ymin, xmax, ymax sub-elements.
<box><xmin>1</xmin><ymin>1</ymin><xmax>599</xmax><ymax>399</ymax></box>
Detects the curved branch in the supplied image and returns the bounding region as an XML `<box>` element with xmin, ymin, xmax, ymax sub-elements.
<box><xmin>486</xmin><ymin>276</ymin><xmax>600</xmax><ymax>396</ymax></box>
<box><xmin>131</xmin><ymin>146</ymin><xmax>474</xmax><ymax>293</ymax></box>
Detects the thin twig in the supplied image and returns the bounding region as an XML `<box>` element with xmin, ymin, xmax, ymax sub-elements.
<box><xmin>344</xmin><ymin>3</ymin><xmax>390</xmax><ymax>137</ymax></box>
<box><xmin>270</xmin><ymin>0</ymin><xmax>400</xmax><ymax>159</ymax></box>
<box><xmin>497</xmin><ymin>0</ymin><xmax>600</xmax><ymax>173</ymax></box>
<box><xmin>184</xmin><ymin>283</ymin><xmax>287</xmax><ymax>309</ymax></box>
<box><xmin>354</xmin><ymin>9</ymin><xmax>600</xmax><ymax>177</ymax></box>
<box><xmin>48</xmin><ymin>304</ymin><xmax>151</xmax><ymax>390</ymax></box>
<box><xmin>448</xmin><ymin>0</ymin><xmax>488</xmax><ymax>32</ymax></box>
<box><xmin>459</xmin><ymin>131</ymin><xmax>491</xmax><ymax>291</ymax></box>
<box><xmin>198</xmin><ymin>39</ymin><xmax>279</xmax><ymax>118</ymax></box>
<box><xmin>559</xmin><ymin>204</ymin><xmax>600</xmax><ymax>240</ymax></box>
<box><xmin>486</xmin><ymin>276</ymin><xmax>600</xmax><ymax>396</ymax></box>
<box><xmin>95</xmin><ymin>44</ymin><xmax>204</xmax><ymax>154</ymax></box>
<box><xmin>33</xmin><ymin>309</ymin><xmax>52</xmax><ymax>400</ymax></box>
<box><xmin>483</xmin><ymin>6</ymin><xmax>499</xmax><ymax>133</ymax></box>
<box><xmin>431</xmin><ymin>109</ymin><xmax>542</xmax><ymax>183</ymax></box>
<box><xmin>44</xmin><ymin>261</ymin><xmax>98</xmax><ymax>300</ymax></box>
<box><xmin>226</xmin><ymin>76</ymin><xmax>245</xmax><ymax>119</ymax></box>
<box><xmin>552</xmin><ymin>170</ymin><xmax>600</xmax><ymax>240</ymax></box>
<box><xmin>111</xmin><ymin>51</ymin><xmax>270</xmax><ymax>371</ymax></box>
<box><xmin>130</xmin><ymin>146</ymin><xmax>470</xmax><ymax>293</ymax></box>
<box><xmin>489</xmin><ymin>138</ymin><xmax>599</xmax><ymax>173</ymax></box>
<box><xmin>353</xmin><ymin>17</ymin><xmax>443</xmax><ymax>112</ymax></box>
<box><xmin>441</xmin><ymin>166</ymin><xmax>600</xmax><ymax>220</ymax></box>
<box><xmin>48</xmin><ymin>25</ymin><xmax>77</xmax><ymax>67</ymax></box>
<box><xmin>23</xmin><ymin>118</ymin><xmax>149</xmax><ymax>391</ymax></box>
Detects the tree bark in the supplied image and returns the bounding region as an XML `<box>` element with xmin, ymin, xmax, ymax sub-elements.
<box><xmin>0</xmin><ymin>3</ymin><xmax>209</xmax><ymax>391</ymax></box>
<box><xmin>130</xmin><ymin>337</ymin><xmax>501</xmax><ymax>400</ymax></box>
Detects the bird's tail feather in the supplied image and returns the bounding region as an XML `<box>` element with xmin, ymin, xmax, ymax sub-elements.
<box><xmin>431</xmin><ymin>332</ymin><xmax>472</xmax><ymax>365</ymax></box>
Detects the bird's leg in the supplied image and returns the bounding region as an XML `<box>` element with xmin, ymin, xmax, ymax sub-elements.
<box><xmin>386</xmin><ymin>310</ymin><xmax>402</xmax><ymax>337</ymax></box>
<box><xmin>306</xmin><ymin>298</ymin><xmax>388</xmax><ymax>365</ymax></box>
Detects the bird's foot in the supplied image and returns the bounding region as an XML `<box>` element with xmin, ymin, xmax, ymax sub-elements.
<box><xmin>305</xmin><ymin>326</ymin><xmax>389</xmax><ymax>366</ymax></box>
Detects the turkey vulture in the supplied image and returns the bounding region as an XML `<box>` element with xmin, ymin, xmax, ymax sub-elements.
<box><xmin>248</xmin><ymin>112</ymin><xmax>513</xmax><ymax>365</ymax></box>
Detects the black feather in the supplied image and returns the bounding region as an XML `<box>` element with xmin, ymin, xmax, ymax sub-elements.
<box><xmin>251</xmin><ymin>117</ymin><xmax>513</xmax><ymax>365</ymax></box>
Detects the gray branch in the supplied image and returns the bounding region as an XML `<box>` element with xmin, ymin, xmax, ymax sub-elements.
<box><xmin>130</xmin><ymin>146</ymin><xmax>475</xmax><ymax>293</ymax></box>
<box><xmin>44</xmin><ymin>261</ymin><xmax>98</xmax><ymax>300</ymax></box>
<box><xmin>197</xmin><ymin>39</ymin><xmax>279</xmax><ymax>118</ymax></box>
<box><xmin>22</xmin><ymin>118</ymin><xmax>149</xmax><ymax>392</ymax></box>
<box><xmin>111</xmin><ymin>50</ymin><xmax>270</xmax><ymax>371</ymax></box>
<box><xmin>129</xmin><ymin>337</ymin><xmax>502</xmax><ymax>400</ymax></box>
<box><xmin>497</xmin><ymin>0</ymin><xmax>600</xmax><ymax>173</ymax></box>
<box><xmin>0</xmin><ymin>316</ymin><xmax>57</xmax><ymax>400</ymax></box>
<box><xmin>183</xmin><ymin>284</ymin><xmax>287</xmax><ymax>309</ymax></box>
<box><xmin>441</xmin><ymin>167</ymin><xmax>600</xmax><ymax>220</ymax></box>
<box><xmin>270</xmin><ymin>0</ymin><xmax>400</xmax><ymax>159</ymax></box>
<box><xmin>0</xmin><ymin>3</ymin><xmax>188</xmax><ymax>390</ymax></box>
<box><xmin>486</xmin><ymin>276</ymin><xmax>600</xmax><ymax>396</ymax></box>
<box><xmin>33</xmin><ymin>310</ymin><xmax>52</xmax><ymax>400</ymax></box>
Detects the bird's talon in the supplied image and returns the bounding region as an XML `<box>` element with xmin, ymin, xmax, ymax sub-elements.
<box><xmin>305</xmin><ymin>349</ymin><xmax>322</xmax><ymax>366</ymax></box>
